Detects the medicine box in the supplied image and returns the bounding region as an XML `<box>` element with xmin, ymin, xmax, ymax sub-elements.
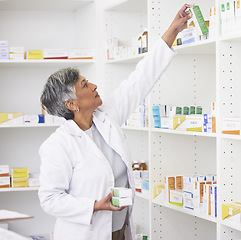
<box><xmin>222</xmin><ymin>202</ymin><xmax>241</xmax><ymax>223</ymax></box>
<box><xmin>43</xmin><ymin>49</ymin><xmax>68</xmax><ymax>59</ymax></box>
<box><xmin>189</xmin><ymin>5</ymin><xmax>209</xmax><ymax>35</ymax></box>
<box><xmin>0</xmin><ymin>113</ymin><xmax>23</xmax><ymax>125</ymax></box>
<box><xmin>181</xmin><ymin>27</ymin><xmax>198</xmax><ymax>45</ymax></box>
<box><xmin>165</xmin><ymin>176</ymin><xmax>175</xmax><ymax>202</ymax></box>
<box><xmin>11</xmin><ymin>168</ymin><xmax>28</xmax><ymax>178</ymax></box>
<box><xmin>222</xmin><ymin>117</ymin><xmax>241</xmax><ymax>135</ymax></box>
<box><xmin>0</xmin><ymin>165</ymin><xmax>9</xmax><ymax>177</ymax></box>
<box><xmin>153</xmin><ymin>185</ymin><xmax>165</xmax><ymax>199</ymax></box>
<box><xmin>0</xmin><ymin>177</ymin><xmax>10</xmax><ymax>188</ymax></box>
<box><xmin>183</xmin><ymin>191</ymin><xmax>194</xmax><ymax>210</ymax></box>
<box><xmin>111</xmin><ymin>187</ymin><xmax>132</xmax><ymax>198</ymax></box>
<box><xmin>11</xmin><ymin>178</ymin><xmax>28</xmax><ymax>188</ymax></box>
<box><xmin>68</xmin><ymin>49</ymin><xmax>94</xmax><ymax>59</ymax></box>
<box><xmin>134</xmin><ymin>178</ymin><xmax>142</xmax><ymax>193</ymax></box>
<box><xmin>142</xmin><ymin>180</ymin><xmax>149</xmax><ymax>194</ymax></box>
<box><xmin>27</xmin><ymin>50</ymin><xmax>43</xmax><ymax>60</ymax></box>
<box><xmin>29</xmin><ymin>178</ymin><xmax>40</xmax><ymax>187</ymax></box>
<box><xmin>170</xmin><ymin>189</ymin><xmax>184</xmax><ymax>207</ymax></box>
<box><xmin>24</xmin><ymin>115</ymin><xmax>39</xmax><ymax>124</ymax></box>
<box><xmin>111</xmin><ymin>197</ymin><xmax>132</xmax><ymax>207</ymax></box>
<box><xmin>9</xmin><ymin>47</ymin><xmax>24</xmax><ymax>54</ymax></box>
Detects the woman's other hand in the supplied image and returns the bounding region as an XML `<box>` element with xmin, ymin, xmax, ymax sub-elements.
<box><xmin>94</xmin><ymin>191</ymin><xmax>127</xmax><ymax>212</ymax></box>
<box><xmin>162</xmin><ymin>4</ymin><xmax>194</xmax><ymax>48</ymax></box>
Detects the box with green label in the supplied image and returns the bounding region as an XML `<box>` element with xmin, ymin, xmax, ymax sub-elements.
<box><xmin>189</xmin><ymin>5</ymin><xmax>209</xmax><ymax>35</ymax></box>
<box><xmin>111</xmin><ymin>197</ymin><xmax>132</xmax><ymax>207</ymax></box>
<box><xmin>111</xmin><ymin>187</ymin><xmax>132</xmax><ymax>198</ymax></box>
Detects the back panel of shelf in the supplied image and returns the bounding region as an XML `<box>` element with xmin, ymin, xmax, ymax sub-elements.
<box><xmin>152</xmin><ymin>203</ymin><xmax>216</xmax><ymax>240</ymax></box>
<box><xmin>123</xmin><ymin>130</ymin><xmax>149</xmax><ymax>165</ymax></box>
<box><xmin>150</xmin><ymin>132</ymin><xmax>216</xmax><ymax>185</ymax></box>
<box><xmin>132</xmin><ymin>197</ymin><xmax>150</xmax><ymax>236</ymax></box>
<box><xmin>220</xmin><ymin>225</ymin><xmax>241</xmax><ymax>240</ymax></box>
<box><xmin>150</xmin><ymin>54</ymin><xmax>216</xmax><ymax>117</ymax></box>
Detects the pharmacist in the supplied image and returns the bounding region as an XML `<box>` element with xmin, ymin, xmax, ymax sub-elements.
<box><xmin>38</xmin><ymin>4</ymin><xmax>193</xmax><ymax>240</ymax></box>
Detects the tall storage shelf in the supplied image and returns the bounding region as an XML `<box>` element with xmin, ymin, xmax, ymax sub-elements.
<box><xmin>101</xmin><ymin>0</ymin><xmax>241</xmax><ymax>239</ymax></box>
<box><xmin>0</xmin><ymin>0</ymin><xmax>96</xmax><ymax>237</ymax></box>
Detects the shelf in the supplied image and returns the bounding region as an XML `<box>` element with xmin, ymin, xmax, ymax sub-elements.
<box><xmin>135</xmin><ymin>191</ymin><xmax>150</xmax><ymax>200</ymax></box>
<box><xmin>150</xmin><ymin>128</ymin><xmax>217</xmax><ymax>138</ymax></box>
<box><xmin>104</xmin><ymin>0</ymin><xmax>147</xmax><ymax>12</ymax></box>
<box><xmin>221</xmin><ymin>220</ymin><xmax>241</xmax><ymax>232</ymax></box>
<box><xmin>0</xmin><ymin>59</ymin><xmax>94</xmax><ymax>68</ymax></box>
<box><xmin>173</xmin><ymin>39</ymin><xmax>216</xmax><ymax>55</ymax></box>
<box><xmin>220</xmin><ymin>32</ymin><xmax>241</xmax><ymax>42</ymax></box>
<box><xmin>0</xmin><ymin>187</ymin><xmax>39</xmax><ymax>192</ymax></box>
<box><xmin>0</xmin><ymin>0</ymin><xmax>93</xmax><ymax>11</ymax></box>
<box><xmin>0</xmin><ymin>124</ymin><xmax>60</xmax><ymax>128</ymax></box>
<box><xmin>105</xmin><ymin>53</ymin><xmax>147</xmax><ymax>64</ymax></box>
<box><xmin>152</xmin><ymin>198</ymin><xmax>217</xmax><ymax>223</ymax></box>
<box><xmin>122</xmin><ymin>126</ymin><xmax>149</xmax><ymax>131</ymax></box>
<box><xmin>221</xmin><ymin>134</ymin><xmax>241</xmax><ymax>141</ymax></box>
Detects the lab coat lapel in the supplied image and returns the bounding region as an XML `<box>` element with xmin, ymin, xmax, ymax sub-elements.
<box><xmin>93</xmin><ymin>111</ymin><xmax>110</xmax><ymax>145</ymax></box>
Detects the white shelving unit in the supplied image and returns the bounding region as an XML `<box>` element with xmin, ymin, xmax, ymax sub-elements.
<box><xmin>101</xmin><ymin>0</ymin><xmax>241</xmax><ymax>239</ymax></box>
<box><xmin>0</xmin><ymin>0</ymin><xmax>97</xmax><ymax>237</ymax></box>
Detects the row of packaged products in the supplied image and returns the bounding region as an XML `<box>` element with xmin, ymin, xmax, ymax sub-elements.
<box><xmin>0</xmin><ymin>41</ymin><xmax>93</xmax><ymax>60</ymax></box>
<box><xmin>152</xmin><ymin>102</ymin><xmax>216</xmax><ymax>132</ymax></box>
<box><xmin>124</xmin><ymin>99</ymin><xmax>148</xmax><ymax>128</ymax></box>
<box><xmin>0</xmin><ymin>165</ymin><xmax>39</xmax><ymax>188</ymax></box>
<box><xmin>220</xmin><ymin>0</ymin><xmax>241</xmax><ymax>36</ymax></box>
<box><xmin>106</xmin><ymin>29</ymin><xmax>148</xmax><ymax>60</ymax></box>
<box><xmin>133</xmin><ymin>170</ymin><xmax>149</xmax><ymax>195</ymax></box>
<box><xmin>0</xmin><ymin>112</ymin><xmax>65</xmax><ymax>125</ymax></box>
<box><xmin>154</xmin><ymin>174</ymin><xmax>217</xmax><ymax>218</ymax></box>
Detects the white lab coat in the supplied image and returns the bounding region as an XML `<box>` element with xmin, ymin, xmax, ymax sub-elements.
<box><xmin>38</xmin><ymin>38</ymin><xmax>175</xmax><ymax>240</ymax></box>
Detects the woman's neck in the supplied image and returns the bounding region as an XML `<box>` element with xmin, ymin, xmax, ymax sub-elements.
<box><xmin>74</xmin><ymin>111</ymin><xmax>93</xmax><ymax>131</ymax></box>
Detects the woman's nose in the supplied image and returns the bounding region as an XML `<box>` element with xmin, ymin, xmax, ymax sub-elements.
<box><xmin>90</xmin><ymin>83</ymin><xmax>97</xmax><ymax>91</ymax></box>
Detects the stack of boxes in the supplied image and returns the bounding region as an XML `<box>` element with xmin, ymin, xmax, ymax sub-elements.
<box><xmin>160</xmin><ymin>174</ymin><xmax>217</xmax><ymax>217</ymax></box>
<box><xmin>111</xmin><ymin>187</ymin><xmax>132</xmax><ymax>207</ymax></box>
<box><xmin>0</xmin><ymin>41</ymin><xmax>9</xmax><ymax>60</ymax></box>
<box><xmin>0</xmin><ymin>165</ymin><xmax>40</xmax><ymax>188</ymax></box>
<box><xmin>151</xmin><ymin>102</ymin><xmax>216</xmax><ymax>133</ymax></box>
<box><xmin>0</xmin><ymin>165</ymin><xmax>10</xmax><ymax>188</ymax></box>
<box><xmin>124</xmin><ymin>99</ymin><xmax>148</xmax><ymax>128</ymax></box>
<box><xmin>11</xmin><ymin>168</ymin><xmax>28</xmax><ymax>188</ymax></box>
<box><xmin>9</xmin><ymin>47</ymin><xmax>24</xmax><ymax>60</ymax></box>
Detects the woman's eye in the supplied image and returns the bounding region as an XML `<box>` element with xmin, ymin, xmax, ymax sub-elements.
<box><xmin>84</xmin><ymin>83</ymin><xmax>88</xmax><ymax>87</ymax></box>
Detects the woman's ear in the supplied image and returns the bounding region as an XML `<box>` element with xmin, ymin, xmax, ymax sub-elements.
<box><xmin>65</xmin><ymin>100</ymin><xmax>78</xmax><ymax>112</ymax></box>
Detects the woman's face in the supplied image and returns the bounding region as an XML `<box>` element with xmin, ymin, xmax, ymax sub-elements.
<box><xmin>74</xmin><ymin>75</ymin><xmax>102</xmax><ymax>112</ymax></box>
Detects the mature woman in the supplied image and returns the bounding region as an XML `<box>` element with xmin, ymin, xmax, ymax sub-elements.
<box><xmin>38</xmin><ymin>4</ymin><xmax>192</xmax><ymax>240</ymax></box>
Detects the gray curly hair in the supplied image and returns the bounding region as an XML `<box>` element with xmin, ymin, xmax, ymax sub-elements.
<box><xmin>40</xmin><ymin>67</ymin><xmax>80</xmax><ymax>120</ymax></box>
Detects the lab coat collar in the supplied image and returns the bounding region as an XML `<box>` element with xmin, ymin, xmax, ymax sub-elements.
<box><xmin>64</xmin><ymin>109</ymin><xmax>110</xmax><ymax>143</ymax></box>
